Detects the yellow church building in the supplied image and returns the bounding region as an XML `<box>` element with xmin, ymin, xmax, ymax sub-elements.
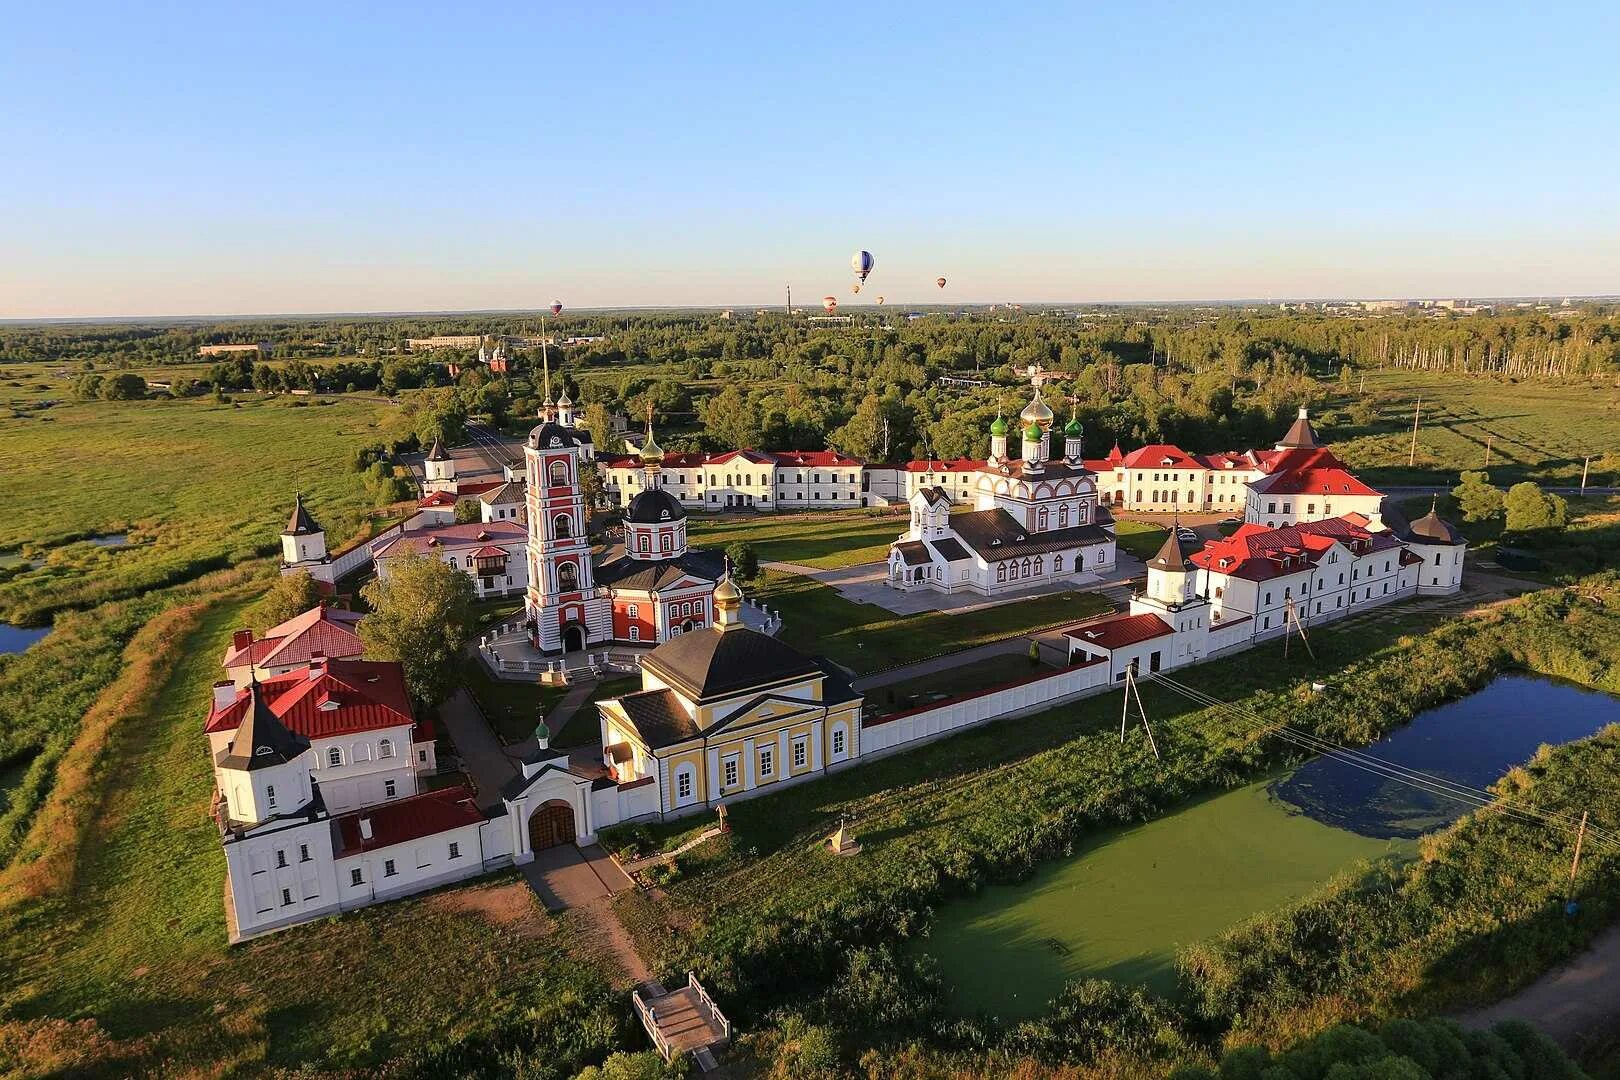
<box><xmin>597</xmin><ymin>575</ymin><xmax>863</xmax><ymax>816</ymax></box>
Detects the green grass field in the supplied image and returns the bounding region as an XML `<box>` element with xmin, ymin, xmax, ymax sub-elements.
<box><xmin>0</xmin><ymin>599</ymin><xmax>626</xmax><ymax>1077</ymax></box>
<box><xmin>867</xmin><ymin>652</ymin><xmax>1055</xmax><ymax>717</ymax></box>
<box><xmin>1112</xmin><ymin>519</ymin><xmax>1168</xmax><ymax>561</ymax></box>
<box><xmin>1326</xmin><ymin>370</ymin><xmax>1620</xmax><ymax>488</ymax></box>
<box><xmin>748</xmin><ymin>569</ymin><xmax>1113</xmax><ymax>674</ymax></box>
<box><xmin>688</xmin><ymin>509</ymin><xmax>906</xmax><ymax>569</ymax></box>
<box><xmin>0</xmin><ymin>393</ymin><xmax>391</xmax><ymax>624</ymax></box>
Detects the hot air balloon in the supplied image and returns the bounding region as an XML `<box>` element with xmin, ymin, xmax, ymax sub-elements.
<box><xmin>852</xmin><ymin>283</ymin><xmax>861</xmax><ymax>295</ymax></box>
<box><xmin>851</xmin><ymin>250</ymin><xmax>875</xmax><ymax>283</ymax></box>
<box><xmin>875</xmin><ymin>295</ymin><xmax>885</xmax><ymax>305</ymax></box>
<box><xmin>549</xmin><ymin>300</ymin><xmax>563</xmax><ymax>316</ymax></box>
<box><xmin>822</xmin><ymin>296</ymin><xmax>838</xmax><ymax>313</ymax></box>
<box><xmin>935</xmin><ymin>277</ymin><xmax>947</xmax><ymax>289</ymax></box>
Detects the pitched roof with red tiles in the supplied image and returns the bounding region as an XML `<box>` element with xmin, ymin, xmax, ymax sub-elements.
<box><xmin>1082</xmin><ymin>458</ymin><xmax>1119</xmax><ymax>474</ymax></box>
<box><xmin>1118</xmin><ymin>444</ymin><xmax>1208</xmax><ymax>470</ymax></box>
<box><xmin>1194</xmin><ymin>451</ymin><xmax>1259</xmax><ymax>471</ymax></box>
<box><xmin>1191</xmin><ymin>515</ymin><xmax>1403</xmax><ymax>581</ymax></box>
<box><xmin>1249</xmin><ymin>447</ymin><xmax>1381</xmax><ymax>498</ymax></box>
<box><xmin>904</xmin><ymin>457</ymin><xmax>984</xmax><ymax>473</ymax></box>
<box><xmin>769</xmin><ymin>449</ymin><xmax>865</xmax><ymax>468</ymax></box>
<box><xmin>1063</xmin><ymin>611</ymin><xmax>1174</xmax><ymax>650</ymax></box>
<box><xmin>333</xmin><ymin>784</ymin><xmax>485</xmax><ymax>856</ymax></box>
<box><xmin>223</xmin><ymin>605</ymin><xmax>365</xmax><ymax>670</ymax></box>
<box><xmin>206</xmin><ymin>659</ymin><xmax>425</xmax><ymax>740</ymax></box>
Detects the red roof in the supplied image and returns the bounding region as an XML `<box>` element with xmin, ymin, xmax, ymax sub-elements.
<box><xmin>1082</xmin><ymin>458</ymin><xmax>1117</xmax><ymax>474</ymax></box>
<box><xmin>1191</xmin><ymin>515</ymin><xmax>1402</xmax><ymax>581</ymax></box>
<box><xmin>1119</xmin><ymin>444</ymin><xmax>1208</xmax><ymax>470</ymax></box>
<box><xmin>1063</xmin><ymin>612</ymin><xmax>1173</xmax><ymax>650</ymax></box>
<box><xmin>223</xmin><ymin>605</ymin><xmax>365</xmax><ymax>670</ymax></box>
<box><xmin>468</xmin><ymin>544</ymin><xmax>508</xmax><ymax>558</ymax></box>
<box><xmin>206</xmin><ymin>659</ymin><xmax>424</xmax><ymax>740</ymax></box>
<box><xmin>1250</xmin><ymin>448</ymin><xmax>1381</xmax><ymax>498</ymax></box>
<box><xmin>769</xmin><ymin>449</ymin><xmax>864</xmax><ymax>468</ymax></box>
<box><xmin>603</xmin><ymin>448</ymin><xmax>867</xmax><ymax>469</ymax></box>
<box><xmin>904</xmin><ymin>457</ymin><xmax>983</xmax><ymax>472</ymax></box>
<box><xmin>418</xmin><ymin>492</ymin><xmax>458</xmax><ymax>507</ymax></box>
<box><xmin>334</xmin><ymin>784</ymin><xmax>484</xmax><ymax>856</ymax></box>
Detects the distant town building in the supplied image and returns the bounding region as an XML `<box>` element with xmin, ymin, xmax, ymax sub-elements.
<box><xmin>199</xmin><ymin>342</ymin><xmax>268</xmax><ymax>358</ymax></box>
<box><xmin>407</xmin><ymin>335</ymin><xmax>483</xmax><ymax>352</ymax></box>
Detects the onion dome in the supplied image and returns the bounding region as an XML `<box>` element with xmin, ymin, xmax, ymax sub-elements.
<box><xmin>1019</xmin><ymin>389</ymin><xmax>1053</xmax><ymax>426</ymax></box>
<box><xmin>557</xmin><ymin>386</ymin><xmax>573</xmax><ymax>407</ymax></box>
<box><xmin>639</xmin><ymin>427</ymin><xmax>664</xmax><ymax>466</ymax></box>
<box><xmin>626</xmin><ymin>487</ymin><xmax>685</xmax><ymax>524</ymax></box>
<box><xmin>989</xmin><ymin>413</ymin><xmax>1009</xmax><ymax>437</ymax></box>
<box><xmin>713</xmin><ymin>572</ymin><xmax>741</xmax><ymax>608</ymax></box>
<box><xmin>1064</xmin><ymin>415</ymin><xmax>1084</xmax><ymax>437</ymax></box>
<box><xmin>1022</xmin><ymin>421</ymin><xmax>1043</xmax><ymax>442</ymax></box>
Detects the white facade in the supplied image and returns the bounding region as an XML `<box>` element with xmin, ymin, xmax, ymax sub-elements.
<box><xmin>608</xmin><ymin>451</ymin><xmax>869</xmax><ymax>511</ymax></box>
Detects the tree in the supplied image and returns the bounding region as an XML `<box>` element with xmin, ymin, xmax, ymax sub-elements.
<box><xmin>726</xmin><ymin>541</ymin><xmax>759</xmax><ymax>581</ymax></box>
<box><xmin>828</xmin><ymin>393</ymin><xmax>890</xmax><ymax>461</ymax></box>
<box><xmin>1504</xmin><ymin>482</ymin><xmax>1568</xmax><ymax>534</ymax></box>
<box><xmin>359</xmin><ymin>554</ymin><xmax>475</xmax><ymax>707</ymax></box>
<box><xmin>250</xmin><ymin>571</ymin><xmax>325</xmax><ymax>632</ymax></box>
<box><xmin>583</xmin><ymin>402</ymin><xmax>624</xmax><ymax>454</ymax></box>
<box><xmin>1451</xmin><ymin>471</ymin><xmax>1504</xmax><ymax>523</ymax></box>
<box><xmin>573</xmin><ymin>1050</ymin><xmax>673</xmax><ymax>1080</ymax></box>
<box><xmin>577</xmin><ymin>461</ymin><xmax>606</xmax><ymax>519</ymax></box>
<box><xmin>453</xmin><ymin>498</ymin><xmax>481</xmax><ymax>524</ymax></box>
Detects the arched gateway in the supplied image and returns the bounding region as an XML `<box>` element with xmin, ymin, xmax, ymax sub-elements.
<box><xmin>529</xmin><ymin>799</ymin><xmax>575</xmax><ymax>851</ymax></box>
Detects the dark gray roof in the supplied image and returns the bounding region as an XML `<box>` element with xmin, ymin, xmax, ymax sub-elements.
<box><xmin>641</xmin><ymin>625</ymin><xmax>823</xmax><ymax>702</ymax></box>
<box><xmin>929</xmin><ymin>536</ymin><xmax>971</xmax><ymax>562</ymax></box>
<box><xmin>219</xmin><ymin>683</ymin><xmax>309</xmax><ymax>772</ymax></box>
<box><xmin>1277</xmin><ymin>409</ymin><xmax>1320</xmax><ymax>449</ymax></box>
<box><xmin>593</xmin><ymin>547</ymin><xmax>723</xmax><ymax>592</ymax></box>
<box><xmin>615</xmin><ymin>688</ymin><xmax>702</xmax><ymax>749</ymax></box>
<box><xmin>815</xmin><ymin>658</ymin><xmax>861</xmax><ymax>706</ymax></box>
<box><xmin>426</xmin><ymin>436</ymin><xmax>449</xmax><ymax>461</ymax></box>
<box><xmin>1407</xmin><ymin>507</ymin><xmax>1465</xmax><ymax>544</ymax></box>
<box><xmin>478</xmin><ymin>481</ymin><xmax>524</xmax><ymax>504</ymax></box>
<box><xmin>285</xmin><ymin>495</ymin><xmax>321</xmax><ymax>536</ymax></box>
<box><xmin>626</xmin><ymin>487</ymin><xmax>687</xmax><ymax>524</ymax></box>
<box><xmin>527</xmin><ymin>421</ymin><xmax>592</xmax><ymax>450</ymax></box>
<box><xmin>917</xmin><ymin>485</ymin><xmax>952</xmax><ymax>506</ymax></box>
<box><xmin>894</xmin><ymin>540</ymin><xmax>931</xmax><ymax>566</ymax></box>
<box><xmin>1146</xmin><ymin>525</ymin><xmax>1193</xmax><ymax>572</ymax></box>
<box><xmin>950</xmin><ymin>509</ymin><xmax>1111</xmax><ymax>560</ymax></box>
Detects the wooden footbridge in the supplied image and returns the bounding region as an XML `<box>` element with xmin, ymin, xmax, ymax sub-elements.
<box><xmin>633</xmin><ymin>973</ymin><xmax>731</xmax><ymax>1071</ymax></box>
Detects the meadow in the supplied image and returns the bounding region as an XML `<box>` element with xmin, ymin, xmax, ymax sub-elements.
<box><xmin>688</xmin><ymin>508</ymin><xmax>907</xmax><ymax>569</ymax></box>
<box><xmin>1326</xmin><ymin>370</ymin><xmax>1620</xmax><ymax>489</ymax></box>
<box><xmin>0</xmin><ymin>391</ymin><xmax>392</xmax><ymax>625</ymax></box>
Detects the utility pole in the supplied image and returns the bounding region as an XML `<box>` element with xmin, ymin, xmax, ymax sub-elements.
<box><xmin>1408</xmin><ymin>396</ymin><xmax>1422</xmax><ymax>467</ymax></box>
<box><xmin>1484</xmin><ymin>436</ymin><xmax>1492</xmax><ymax>469</ymax></box>
<box><xmin>1581</xmin><ymin>455</ymin><xmax>1592</xmax><ymax>494</ymax></box>
<box><xmin>1569</xmin><ymin>811</ymin><xmax>1589</xmax><ymax>897</ymax></box>
<box><xmin>786</xmin><ymin>284</ymin><xmax>792</xmax><ymax>314</ymax></box>
<box><xmin>1119</xmin><ymin>665</ymin><xmax>1160</xmax><ymax>759</ymax></box>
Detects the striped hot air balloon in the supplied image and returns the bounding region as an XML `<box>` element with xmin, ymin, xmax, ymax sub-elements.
<box><xmin>823</xmin><ymin>296</ymin><xmax>838</xmax><ymax>313</ymax></box>
<box><xmin>851</xmin><ymin>250</ymin><xmax>875</xmax><ymax>283</ymax></box>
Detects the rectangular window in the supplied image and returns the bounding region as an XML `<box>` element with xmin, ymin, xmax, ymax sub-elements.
<box><xmin>723</xmin><ymin>755</ymin><xmax>739</xmax><ymax>788</ymax></box>
<box><xmin>281</xmin><ymin>888</ymin><xmax>293</xmax><ymax>906</ymax></box>
<box><xmin>449</xmin><ymin>842</ymin><xmax>461</xmax><ymax>859</ymax></box>
<box><xmin>759</xmin><ymin>746</ymin><xmax>774</xmax><ymax>778</ymax></box>
<box><xmin>384</xmin><ymin>779</ymin><xmax>397</xmax><ymax>798</ymax></box>
<box><xmin>793</xmin><ymin>738</ymin><xmax>808</xmax><ymax>770</ymax></box>
<box><xmin>418</xmin><ymin>749</ymin><xmax>428</xmax><ymax>763</ymax></box>
<box><xmin>350</xmin><ymin>868</ymin><xmax>364</xmax><ymax>886</ymax></box>
<box><xmin>276</xmin><ymin>849</ymin><xmax>287</xmax><ymax>868</ymax></box>
<box><xmin>676</xmin><ymin>771</ymin><xmax>693</xmax><ymax>800</ymax></box>
<box><xmin>266</xmin><ymin>785</ymin><xmax>277</xmax><ymax>810</ymax></box>
<box><xmin>299</xmin><ymin>844</ymin><xmax>310</xmax><ymax>863</ymax></box>
<box><xmin>832</xmin><ymin>728</ymin><xmax>846</xmax><ymax>756</ymax></box>
<box><xmin>384</xmin><ymin>859</ymin><xmax>397</xmax><ymax>877</ymax></box>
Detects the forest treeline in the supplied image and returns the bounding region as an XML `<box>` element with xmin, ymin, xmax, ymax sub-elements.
<box><xmin>8</xmin><ymin>307</ymin><xmax>1619</xmax><ymax>463</ymax></box>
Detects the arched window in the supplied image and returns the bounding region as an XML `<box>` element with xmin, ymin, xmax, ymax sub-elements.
<box><xmin>558</xmin><ymin>563</ymin><xmax>579</xmax><ymax>591</ymax></box>
<box><xmin>1053</xmin><ymin>554</ymin><xmax>1063</xmax><ymax>572</ymax></box>
<box><xmin>674</xmin><ymin>764</ymin><xmax>697</xmax><ymax>805</ymax></box>
<box><xmin>831</xmin><ymin>724</ymin><xmax>847</xmax><ymax>758</ymax></box>
<box><xmin>637</xmin><ymin>533</ymin><xmax>650</xmax><ymax>553</ymax></box>
<box><xmin>379</xmin><ymin>738</ymin><xmax>394</xmax><ymax>759</ymax></box>
<box><xmin>327</xmin><ymin>747</ymin><xmax>343</xmax><ymax>768</ymax></box>
<box><xmin>661</xmin><ymin>533</ymin><xmax>672</xmax><ymax>551</ymax></box>
<box><xmin>1033</xmin><ymin>555</ymin><xmax>1043</xmax><ymax>576</ymax></box>
<box><xmin>1037</xmin><ymin>508</ymin><xmax>1048</xmax><ymax>530</ymax></box>
<box><xmin>549</xmin><ymin>460</ymin><xmax>568</xmax><ymax>486</ymax></box>
<box><xmin>553</xmin><ymin>514</ymin><xmax>571</xmax><ymax>538</ymax></box>
<box><xmin>1022</xmin><ymin>557</ymin><xmax>1032</xmax><ymax>577</ymax></box>
<box><xmin>996</xmin><ymin>564</ymin><xmax>1006</xmax><ymax>583</ymax></box>
<box><xmin>448</xmin><ymin>556</ymin><xmax>458</xmax><ymax>569</ymax></box>
<box><xmin>1058</xmin><ymin>505</ymin><xmax>1069</xmax><ymax>527</ymax></box>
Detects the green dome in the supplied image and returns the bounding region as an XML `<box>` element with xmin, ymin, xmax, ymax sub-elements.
<box><xmin>1064</xmin><ymin>416</ymin><xmax>1084</xmax><ymax>437</ymax></box>
<box><xmin>989</xmin><ymin>414</ymin><xmax>1009</xmax><ymax>437</ymax></box>
<box><xmin>1022</xmin><ymin>421</ymin><xmax>1043</xmax><ymax>441</ymax></box>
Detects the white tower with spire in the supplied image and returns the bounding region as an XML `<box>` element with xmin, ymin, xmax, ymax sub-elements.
<box><xmin>423</xmin><ymin>435</ymin><xmax>456</xmax><ymax>492</ymax></box>
<box><xmin>1128</xmin><ymin>520</ymin><xmax>1209</xmax><ymax>663</ymax></box>
<box><xmin>281</xmin><ymin>495</ymin><xmax>327</xmax><ymax>569</ymax></box>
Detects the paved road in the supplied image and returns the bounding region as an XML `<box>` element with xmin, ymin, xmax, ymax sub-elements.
<box><xmin>1457</xmin><ymin>923</ymin><xmax>1620</xmax><ymax>1057</ymax></box>
<box><xmin>437</xmin><ymin>689</ymin><xmax>519</xmax><ymax>812</ymax></box>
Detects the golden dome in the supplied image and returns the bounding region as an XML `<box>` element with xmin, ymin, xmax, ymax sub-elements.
<box><xmin>639</xmin><ymin>423</ymin><xmax>664</xmax><ymax>466</ymax></box>
<box><xmin>713</xmin><ymin>572</ymin><xmax>742</xmax><ymax>607</ymax></box>
<box><xmin>1020</xmin><ymin>389</ymin><xmax>1054</xmax><ymax>426</ymax></box>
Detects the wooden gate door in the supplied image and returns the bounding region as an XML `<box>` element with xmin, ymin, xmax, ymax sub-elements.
<box><xmin>531</xmin><ymin>801</ymin><xmax>576</xmax><ymax>851</ymax></box>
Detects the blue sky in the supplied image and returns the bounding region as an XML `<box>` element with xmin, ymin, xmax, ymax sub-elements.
<box><xmin>4</xmin><ymin>1</ymin><xmax>1618</xmax><ymax>317</ymax></box>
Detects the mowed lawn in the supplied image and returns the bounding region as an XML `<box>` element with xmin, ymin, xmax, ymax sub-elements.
<box><xmin>0</xmin><ymin>598</ymin><xmax>626</xmax><ymax>1076</ymax></box>
<box><xmin>688</xmin><ymin>509</ymin><xmax>905</xmax><ymax>569</ymax></box>
<box><xmin>0</xmin><ymin>394</ymin><xmax>390</xmax><ymax>624</ymax></box>
<box><xmin>1328</xmin><ymin>370</ymin><xmax>1620</xmax><ymax>488</ymax></box>
<box><xmin>1112</xmin><ymin>519</ymin><xmax>1168</xmax><ymax>561</ymax></box>
<box><xmin>748</xmin><ymin>569</ymin><xmax>1112</xmax><ymax>674</ymax></box>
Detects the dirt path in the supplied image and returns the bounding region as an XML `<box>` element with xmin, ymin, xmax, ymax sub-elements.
<box><xmin>568</xmin><ymin>896</ymin><xmax>653</xmax><ymax>988</ymax></box>
<box><xmin>1457</xmin><ymin>923</ymin><xmax>1620</xmax><ymax>1056</ymax></box>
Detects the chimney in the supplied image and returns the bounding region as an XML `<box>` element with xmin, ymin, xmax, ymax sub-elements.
<box><xmin>232</xmin><ymin>630</ymin><xmax>253</xmax><ymax>653</ymax></box>
<box><xmin>212</xmin><ymin>681</ymin><xmax>238</xmax><ymax>711</ymax></box>
<box><xmin>308</xmin><ymin>653</ymin><xmax>327</xmax><ymax>681</ymax></box>
<box><xmin>359</xmin><ymin>818</ymin><xmax>373</xmax><ymax>840</ymax></box>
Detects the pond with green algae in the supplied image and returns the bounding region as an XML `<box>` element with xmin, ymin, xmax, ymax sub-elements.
<box><xmin>917</xmin><ymin>674</ymin><xmax>1620</xmax><ymax>1018</ymax></box>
